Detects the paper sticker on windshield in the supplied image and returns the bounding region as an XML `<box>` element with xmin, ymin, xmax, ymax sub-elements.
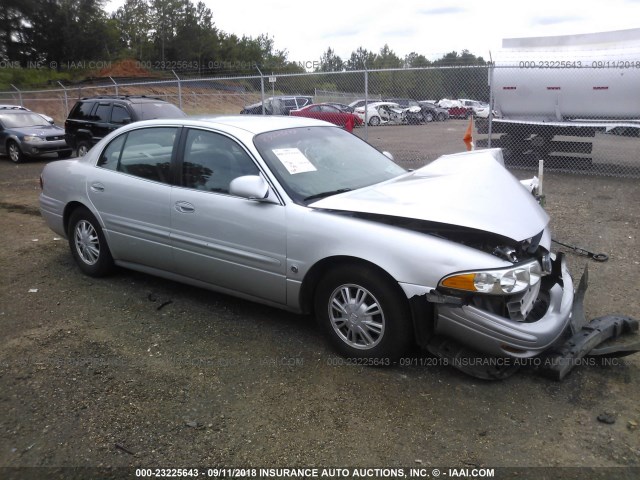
<box><xmin>272</xmin><ymin>148</ymin><xmax>317</xmax><ymax>174</ymax></box>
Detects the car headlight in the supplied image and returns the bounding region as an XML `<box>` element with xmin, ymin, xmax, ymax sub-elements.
<box><xmin>23</xmin><ymin>135</ymin><xmax>45</xmax><ymax>143</ymax></box>
<box><xmin>439</xmin><ymin>260</ymin><xmax>542</xmax><ymax>295</ymax></box>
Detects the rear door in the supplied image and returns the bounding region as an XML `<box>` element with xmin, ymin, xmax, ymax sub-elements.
<box><xmin>86</xmin><ymin>126</ymin><xmax>180</xmax><ymax>271</ymax></box>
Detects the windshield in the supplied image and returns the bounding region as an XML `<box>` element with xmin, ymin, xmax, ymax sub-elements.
<box><xmin>254</xmin><ymin>126</ymin><xmax>406</xmax><ymax>204</ymax></box>
<box><xmin>0</xmin><ymin>112</ymin><xmax>49</xmax><ymax>128</ymax></box>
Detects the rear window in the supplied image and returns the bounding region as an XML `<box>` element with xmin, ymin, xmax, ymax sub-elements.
<box><xmin>133</xmin><ymin>102</ymin><xmax>186</xmax><ymax>120</ymax></box>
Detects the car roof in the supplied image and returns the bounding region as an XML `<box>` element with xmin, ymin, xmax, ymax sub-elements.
<box><xmin>121</xmin><ymin>115</ymin><xmax>334</xmax><ymax>135</ymax></box>
<box><xmin>78</xmin><ymin>95</ymin><xmax>170</xmax><ymax>104</ymax></box>
<box><xmin>0</xmin><ymin>104</ymin><xmax>29</xmax><ymax>109</ymax></box>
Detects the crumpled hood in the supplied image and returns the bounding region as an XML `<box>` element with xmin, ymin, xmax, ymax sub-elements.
<box><xmin>309</xmin><ymin>149</ymin><xmax>549</xmax><ymax>242</ymax></box>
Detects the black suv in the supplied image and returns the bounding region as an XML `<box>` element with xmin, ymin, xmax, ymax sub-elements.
<box><xmin>64</xmin><ymin>95</ymin><xmax>186</xmax><ymax>156</ymax></box>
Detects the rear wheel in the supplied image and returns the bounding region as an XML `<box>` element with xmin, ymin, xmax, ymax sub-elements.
<box><xmin>7</xmin><ymin>141</ymin><xmax>24</xmax><ymax>163</ymax></box>
<box><xmin>437</xmin><ymin>113</ymin><xmax>446</xmax><ymax>122</ymax></box>
<box><xmin>424</xmin><ymin>113</ymin><xmax>434</xmax><ymax>122</ymax></box>
<box><xmin>76</xmin><ymin>140</ymin><xmax>91</xmax><ymax>157</ymax></box>
<box><xmin>314</xmin><ymin>264</ymin><xmax>413</xmax><ymax>360</ymax></box>
<box><xmin>369</xmin><ymin>116</ymin><xmax>381</xmax><ymax>126</ymax></box>
<box><xmin>67</xmin><ymin>207</ymin><xmax>114</xmax><ymax>277</ymax></box>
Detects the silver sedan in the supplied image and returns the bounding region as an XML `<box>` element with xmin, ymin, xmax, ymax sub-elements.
<box><xmin>38</xmin><ymin>116</ymin><xmax>596</xmax><ymax>374</ymax></box>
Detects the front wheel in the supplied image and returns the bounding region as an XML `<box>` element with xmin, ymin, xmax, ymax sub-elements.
<box><xmin>369</xmin><ymin>116</ymin><xmax>381</xmax><ymax>126</ymax></box>
<box><xmin>7</xmin><ymin>141</ymin><xmax>24</xmax><ymax>163</ymax></box>
<box><xmin>314</xmin><ymin>264</ymin><xmax>413</xmax><ymax>360</ymax></box>
<box><xmin>67</xmin><ymin>207</ymin><xmax>114</xmax><ymax>277</ymax></box>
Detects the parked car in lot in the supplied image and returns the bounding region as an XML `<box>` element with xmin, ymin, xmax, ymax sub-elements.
<box><xmin>384</xmin><ymin>98</ymin><xmax>428</xmax><ymax>123</ymax></box>
<box><xmin>325</xmin><ymin>102</ymin><xmax>355</xmax><ymax>113</ymax></box>
<box><xmin>290</xmin><ymin>103</ymin><xmax>362</xmax><ymax>127</ymax></box>
<box><xmin>354</xmin><ymin>101</ymin><xmax>407</xmax><ymax>125</ymax></box>
<box><xmin>38</xmin><ymin>114</ymin><xmax>639</xmax><ymax>377</ymax></box>
<box><xmin>459</xmin><ymin>98</ymin><xmax>492</xmax><ymax>118</ymax></box>
<box><xmin>0</xmin><ymin>104</ymin><xmax>55</xmax><ymax>124</ymax></box>
<box><xmin>0</xmin><ymin>110</ymin><xmax>71</xmax><ymax>162</ymax></box>
<box><xmin>418</xmin><ymin>101</ymin><xmax>450</xmax><ymax>121</ymax></box>
<box><xmin>64</xmin><ymin>95</ymin><xmax>186</xmax><ymax>157</ymax></box>
<box><xmin>240</xmin><ymin>96</ymin><xmax>313</xmax><ymax>115</ymax></box>
<box><xmin>438</xmin><ymin>99</ymin><xmax>473</xmax><ymax>119</ymax></box>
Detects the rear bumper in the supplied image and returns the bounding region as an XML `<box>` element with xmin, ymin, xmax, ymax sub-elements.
<box><xmin>434</xmin><ymin>256</ymin><xmax>574</xmax><ymax>358</ymax></box>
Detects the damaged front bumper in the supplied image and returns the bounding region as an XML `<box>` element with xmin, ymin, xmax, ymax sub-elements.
<box><xmin>422</xmin><ymin>254</ymin><xmax>640</xmax><ymax>380</ymax></box>
<box><xmin>434</xmin><ymin>255</ymin><xmax>574</xmax><ymax>358</ymax></box>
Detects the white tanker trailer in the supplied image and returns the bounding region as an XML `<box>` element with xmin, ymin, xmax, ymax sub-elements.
<box><xmin>482</xmin><ymin>28</ymin><xmax>640</xmax><ymax>159</ymax></box>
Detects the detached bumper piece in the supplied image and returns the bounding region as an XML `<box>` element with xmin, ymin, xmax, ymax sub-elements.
<box><xmin>540</xmin><ymin>315</ymin><xmax>640</xmax><ymax>380</ymax></box>
<box><xmin>540</xmin><ymin>264</ymin><xmax>640</xmax><ymax>380</ymax></box>
<box><xmin>427</xmin><ymin>264</ymin><xmax>640</xmax><ymax>380</ymax></box>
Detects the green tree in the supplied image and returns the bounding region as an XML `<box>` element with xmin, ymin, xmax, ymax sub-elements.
<box><xmin>0</xmin><ymin>0</ymin><xmax>36</xmax><ymax>63</ymax></box>
<box><xmin>318</xmin><ymin>47</ymin><xmax>344</xmax><ymax>72</ymax></box>
<box><xmin>346</xmin><ymin>47</ymin><xmax>377</xmax><ymax>71</ymax></box>
<box><xmin>114</xmin><ymin>0</ymin><xmax>153</xmax><ymax>60</ymax></box>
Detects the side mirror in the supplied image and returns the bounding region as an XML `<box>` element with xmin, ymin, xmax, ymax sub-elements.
<box><xmin>229</xmin><ymin>175</ymin><xmax>278</xmax><ymax>203</ymax></box>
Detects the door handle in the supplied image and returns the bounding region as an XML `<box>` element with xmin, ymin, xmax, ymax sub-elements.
<box><xmin>174</xmin><ymin>201</ymin><xmax>195</xmax><ymax>214</ymax></box>
<box><xmin>90</xmin><ymin>182</ymin><xmax>105</xmax><ymax>192</ymax></box>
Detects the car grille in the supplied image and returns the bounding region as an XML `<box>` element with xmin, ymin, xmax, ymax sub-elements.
<box><xmin>46</xmin><ymin>135</ymin><xmax>64</xmax><ymax>141</ymax></box>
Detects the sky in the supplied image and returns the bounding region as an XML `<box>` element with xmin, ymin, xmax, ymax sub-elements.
<box><xmin>105</xmin><ymin>0</ymin><xmax>640</xmax><ymax>64</ymax></box>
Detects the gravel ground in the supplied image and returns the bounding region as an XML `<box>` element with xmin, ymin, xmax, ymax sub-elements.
<box><xmin>0</xmin><ymin>122</ymin><xmax>639</xmax><ymax>480</ymax></box>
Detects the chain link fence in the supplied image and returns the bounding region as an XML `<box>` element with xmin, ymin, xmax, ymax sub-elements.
<box><xmin>1</xmin><ymin>65</ymin><xmax>638</xmax><ymax>177</ymax></box>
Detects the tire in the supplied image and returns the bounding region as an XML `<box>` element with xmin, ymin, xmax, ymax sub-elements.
<box><xmin>314</xmin><ymin>264</ymin><xmax>413</xmax><ymax>360</ymax></box>
<box><xmin>76</xmin><ymin>140</ymin><xmax>91</xmax><ymax>157</ymax></box>
<box><xmin>67</xmin><ymin>207</ymin><xmax>114</xmax><ymax>277</ymax></box>
<box><xmin>7</xmin><ymin>140</ymin><xmax>24</xmax><ymax>163</ymax></box>
<box><xmin>424</xmin><ymin>113</ymin><xmax>434</xmax><ymax>123</ymax></box>
<box><xmin>369</xmin><ymin>116</ymin><xmax>381</xmax><ymax>126</ymax></box>
<box><xmin>57</xmin><ymin>150</ymin><xmax>73</xmax><ymax>159</ymax></box>
<box><xmin>437</xmin><ymin>113</ymin><xmax>446</xmax><ymax>122</ymax></box>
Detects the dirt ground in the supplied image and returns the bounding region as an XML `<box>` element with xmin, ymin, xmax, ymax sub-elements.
<box><xmin>0</xmin><ymin>122</ymin><xmax>639</xmax><ymax>480</ymax></box>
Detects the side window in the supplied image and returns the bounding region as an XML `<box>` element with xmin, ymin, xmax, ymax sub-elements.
<box><xmin>97</xmin><ymin>127</ymin><xmax>178</xmax><ymax>183</ymax></box>
<box><xmin>97</xmin><ymin>134</ymin><xmax>126</xmax><ymax>170</ymax></box>
<box><xmin>71</xmin><ymin>101</ymin><xmax>95</xmax><ymax>120</ymax></box>
<box><xmin>94</xmin><ymin>103</ymin><xmax>112</xmax><ymax>122</ymax></box>
<box><xmin>111</xmin><ymin>105</ymin><xmax>130</xmax><ymax>124</ymax></box>
<box><xmin>182</xmin><ymin>129</ymin><xmax>259</xmax><ymax>194</ymax></box>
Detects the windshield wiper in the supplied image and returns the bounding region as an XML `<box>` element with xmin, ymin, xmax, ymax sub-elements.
<box><xmin>303</xmin><ymin>188</ymin><xmax>352</xmax><ymax>202</ymax></box>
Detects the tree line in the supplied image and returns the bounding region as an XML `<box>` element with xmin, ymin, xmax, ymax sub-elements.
<box><xmin>0</xmin><ymin>0</ymin><xmax>488</xmax><ymax>98</ymax></box>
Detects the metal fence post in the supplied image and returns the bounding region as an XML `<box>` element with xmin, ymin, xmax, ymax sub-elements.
<box><xmin>109</xmin><ymin>76</ymin><xmax>118</xmax><ymax>96</ymax></box>
<box><xmin>172</xmin><ymin>70</ymin><xmax>183</xmax><ymax>109</ymax></box>
<box><xmin>57</xmin><ymin>81</ymin><xmax>69</xmax><ymax>118</ymax></box>
<box><xmin>256</xmin><ymin>65</ymin><xmax>265</xmax><ymax>115</ymax></box>
<box><xmin>364</xmin><ymin>67</ymin><xmax>369</xmax><ymax>141</ymax></box>
<box><xmin>487</xmin><ymin>61</ymin><xmax>494</xmax><ymax>149</ymax></box>
<box><xmin>10</xmin><ymin>84</ymin><xmax>23</xmax><ymax>106</ymax></box>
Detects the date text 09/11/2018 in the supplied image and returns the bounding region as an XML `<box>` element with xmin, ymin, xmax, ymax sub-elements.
<box><xmin>518</xmin><ymin>60</ymin><xmax>640</xmax><ymax>69</ymax></box>
<box><xmin>135</xmin><ymin>467</ymin><xmax>496</xmax><ymax>478</ymax></box>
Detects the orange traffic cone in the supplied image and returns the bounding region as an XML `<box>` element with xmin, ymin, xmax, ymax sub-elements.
<box><xmin>463</xmin><ymin>116</ymin><xmax>474</xmax><ymax>151</ymax></box>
